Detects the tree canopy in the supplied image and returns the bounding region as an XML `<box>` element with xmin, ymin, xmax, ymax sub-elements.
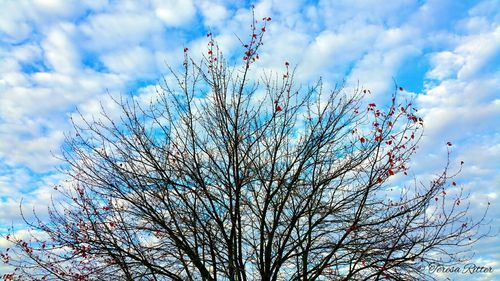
<box><xmin>2</xmin><ymin>15</ymin><xmax>488</xmax><ymax>281</ymax></box>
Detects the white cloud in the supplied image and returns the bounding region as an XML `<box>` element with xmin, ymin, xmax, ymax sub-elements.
<box><xmin>468</xmin><ymin>0</ymin><xmax>500</xmax><ymax>18</ymax></box>
<box><xmin>301</xmin><ymin>26</ymin><xmax>376</xmax><ymax>77</ymax></box>
<box><xmin>79</xmin><ymin>10</ymin><xmax>163</xmax><ymax>52</ymax></box>
<box><xmin>42</xmin><ymin>24</ymin><xmax>81</xmax><ymax>74</ymax></box>
<box><xmin>0</xmin><ymin>0</ymin><xmax>97</xmax><ymax>44</ymax></box>
<box><xmin>0</xmin><ymin>170</ymin><xmax>65</xmax><ymax>226</ymax></box>
<box><xmin>346</xmin><ymin>30</ymin><xmax>421</xmax><ymax>94</ymax></box>
<box><xmin>456</xmin><ymin>28</ymin><xmax>500</xmax><ymax>80</ymax></box>
<box><xmin>0</xmin><ymin>128</ymin><xmax>64</xmax><ymax>172</ymax></box>
<box><xmin>31</xmin><ymin>0</ymin><xmax>79</xmax><ymax>18</ymax></box>
<box><xmin>198</xmin><ymin>1</ymin><xmax>229</xmax><ymax>27</ymax></box>
<box><xmin>153</xmin><ymin>0</ymin><xmax>196</xmax><ymax>26</ymax></box>
<box><xmin>0</xmin><ymin>2</ymin><xmax>34</xmax><ymax>43</ymax></box>
<box><xmin>10</xmin><ymin>43</ymin><xmax>43</xmax><ymax>64</ymax></box>
<box><xmin>427</xmin><ymin>51</ymin><xmax>464</xmax><ymax>80</ymax></box>
<box><xmin>101</xmin><ymin>46</ymin><xmax>157</xmax><ymax>77</ymax></box>
<box><xmin>317</xmin><ymin>0</ymin><xmax>417</xmax><ymax>28</ymax></box>
<box><xmin>418</xmin><ymin>25</ymin><xmax>500</xmax><ymax>137</ymax></box>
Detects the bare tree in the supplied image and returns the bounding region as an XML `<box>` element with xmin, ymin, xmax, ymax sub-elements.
<box><xmin>2</xmin><ymin>15</ymin><xmax>489</xmax><ymax>281</ymax></box>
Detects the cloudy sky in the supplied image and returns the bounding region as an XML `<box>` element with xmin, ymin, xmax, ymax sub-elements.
<box><xmin>0</xmin><ymin>0</ymin><xmax>499</xmax><ymax>278</ymax></box>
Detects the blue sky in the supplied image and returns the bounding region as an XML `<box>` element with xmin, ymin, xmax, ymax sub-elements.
<box><xmin>0</xmin><ymin>0</ymin><xmax>499</xmax><ymax>278</ymax></box>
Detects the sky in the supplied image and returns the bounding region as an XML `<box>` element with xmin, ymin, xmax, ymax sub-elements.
<box><xmin>0</xmin><ymin>0</ymin><xmax>499</xmax><ymax>279</ymax></box>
